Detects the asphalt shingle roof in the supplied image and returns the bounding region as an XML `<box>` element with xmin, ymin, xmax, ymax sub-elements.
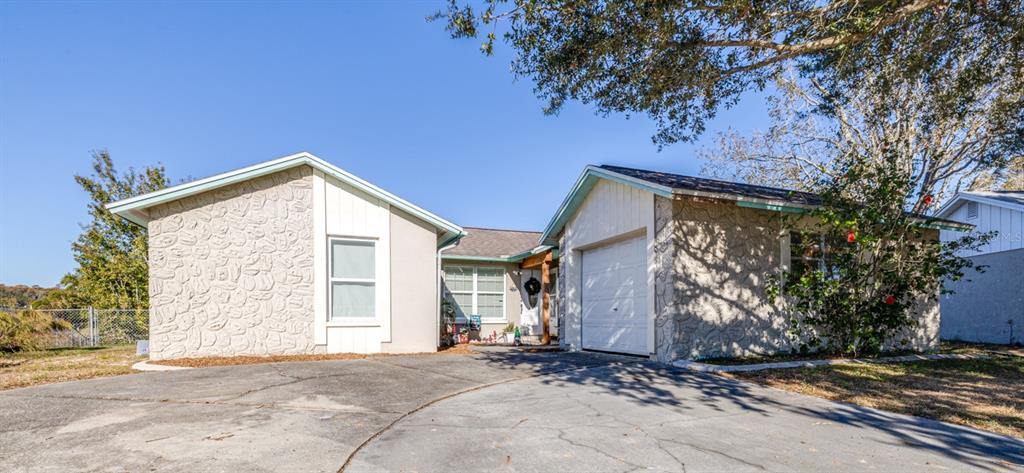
<box><xmin>447</xmin><ymin>227</ymin><xmax>542</xmax><ymax>258</ymax></box>
<box><xmin>600</xmin><ymin>165</ymin><xmax>822</xmax><ymax>206</ymax></box>
<box><xmin>599</xmin><ymin>164</ymin><xmax>968</xmax><ymax>227</ymax></box>
<box><xmin>963</xmin><ymin>190</ymin><xmax>1024</xmax><ymax>208</ymax></box>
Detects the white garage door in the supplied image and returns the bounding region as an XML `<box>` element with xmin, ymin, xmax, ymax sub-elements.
<box><xmin>581</xmin><ymin>235</ymin><xmax>648</xmax><ymax>355</ymax></box>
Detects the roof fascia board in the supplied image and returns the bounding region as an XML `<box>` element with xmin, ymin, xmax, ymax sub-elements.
<box><xmin>105</xmin><ymin>152</ymin><xmax>463</xmax><ymax>238</ymax></box>
<box><xmin>107</xmin><ymin>152</ymin><xmax>310</xmax><ymax>213</ymax></box>
<box><xmin>440</xmin><ymin>255</ymin><xmax>514</xmax><ymax>263</ymax></box>
<box><xmin>937</xmin><ymin>193</ymin><xmax>1024</xmax><ymax>217</ymax></box>
<box><xmin>539</xmin><ymin>166</ymin><xmax>672</xmax><ymax>245</ymax></box>
<box><xmin>735</xmin><ymin>200</ymin><xmax>811</xmax><ymax>214</ymax></box>
<box><xmin>737</xmin><ymin>199</ymin><xmax>971</xmax><ymax>231</ymax></box>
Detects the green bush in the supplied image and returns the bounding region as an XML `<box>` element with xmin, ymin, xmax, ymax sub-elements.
<box><xmin>0</xmin><ymin>310</ymin><xmax>71</xmax><ymax>352</ymax></box>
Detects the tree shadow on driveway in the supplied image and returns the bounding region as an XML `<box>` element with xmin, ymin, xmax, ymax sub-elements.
<box><xmin>469</xmin><ymin>349</ymin><xmax>1024</xmax><ymax>472</ymax></box>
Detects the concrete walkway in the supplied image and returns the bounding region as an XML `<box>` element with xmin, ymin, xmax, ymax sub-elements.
<box><xmin>0</xmin><ymin>349</ymin><xmax>1020</xmax><ymax>472</ymax></box>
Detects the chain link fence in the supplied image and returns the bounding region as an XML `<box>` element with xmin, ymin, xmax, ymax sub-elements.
<box><xmin>0</xmin><ymin>307</ymin><xmax>149</xmax><ymax>348</ymax></box>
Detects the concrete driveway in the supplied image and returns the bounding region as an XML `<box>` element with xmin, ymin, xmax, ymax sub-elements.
<box><xmin>0</xmin><ymin>349</ymin><xmax>1020</xmax><ymax>472</ymax></box>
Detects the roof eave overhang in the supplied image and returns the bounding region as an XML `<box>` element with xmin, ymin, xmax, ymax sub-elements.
<box><xmin>539</xmin><ymin>166</ymin><xmax>673</xmax><ymax>245</ymax></box>
<box><xmin>106</xmin><ymin>152</ymin><xmax>464</xmax><ymax>246</ymax></box>
<box><xmin>936</xmin><ymin>193</ymin><xmax>1024</xmax><ymax>218</ymax></box>
<box><xmin>441</xmin><ymin>244</ymin><xmax>558</xmax><ymax>264</ymax></box>
<box><xmin>539</xmin><ymin>166</ymin><xmax>974</xmax><ymax>244</ymax></box>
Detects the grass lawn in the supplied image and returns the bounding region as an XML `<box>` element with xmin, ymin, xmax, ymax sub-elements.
<box><xmin>0</xmin><ymin>346</ymin><xmax>144</xmax><ymax>391</ymax></box>
<box><xmin>727</xmin><ymin>346</ymin><xmax>1024</xmax><ymax>438</ymax></box>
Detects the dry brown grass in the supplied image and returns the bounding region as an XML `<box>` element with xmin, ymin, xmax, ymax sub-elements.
<box><xmin>727</xmin><ymin>349</ymin><xmax>1024</xmax><ymax>438</ymax></box>
<box><xmin>150</xmin><ymin>343</ymin><xmax>478</xmax><ymax>368</ymax></box>
<box><xmin>0</xmin><ymin>346</ymin><xmax>144</xmax><ymax>391</ymax></box>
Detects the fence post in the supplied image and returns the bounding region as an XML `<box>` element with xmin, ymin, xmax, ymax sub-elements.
<box><xmin>88</xmin><ymin>307</ymin><xmax>97</xmax><ymax>347</ymax></box>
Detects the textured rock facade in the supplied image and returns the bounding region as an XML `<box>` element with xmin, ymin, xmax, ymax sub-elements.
<box><xmin>654</xmin><ymin>196</ymin><xmax>939</xmax><ymax>361</ymax></box>
<box><xmin>147</xmin><ymin>167</ymin><xmax>315</xmax><ymax>360</ymax></box>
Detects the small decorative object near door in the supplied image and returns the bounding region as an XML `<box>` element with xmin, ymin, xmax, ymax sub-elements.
<box><xmin>503</xmin><ymin>322</ymin><xmax>517</xmax><ymax>344</ymax></box>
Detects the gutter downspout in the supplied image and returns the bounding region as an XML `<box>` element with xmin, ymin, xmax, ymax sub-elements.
<box><xmin>436</xmin><ymin>233</ymin><xmax>463</xmax><ymax>350</ymax></box>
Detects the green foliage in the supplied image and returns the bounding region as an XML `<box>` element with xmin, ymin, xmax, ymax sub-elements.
<box><xmin>36</xmin><ymin>151</ymin><xmax>169</xmax><ymax>310</ymax></box>
<box><xmin>0</xmin><ymin>284</ymin><xmax>56</xmax><ymax>309</ymax></box>
<box><xmin>0</xmin><ymin>310</ymin><xmax>72</xmax><ymax>352</ymax></box>
<box><xmin>767</xmin><ymin>151</ymin><xmax>993</xmax><ymax>357</ymax></box>
<box><xmin>434</xmin><ymin>0</ymin><xmax>1023</xmax><ymax>147</ymax></box>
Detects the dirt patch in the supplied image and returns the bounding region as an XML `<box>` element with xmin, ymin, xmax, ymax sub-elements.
<box><xmin>0</xmin><ymin>346</ymin><xmax>144</xmax><ymax>391</ymax></box>
<box><xmin>701</xmin><ymin>342</ymin><xmax>1002</xmax><ymax>366</ymax></box>
<box><xmin>150</xmin><ymin>343</ymin><xmax>478</xmax><ymax>368</ymax></box>
<box><xmin>727</xmin><ymin>350</ymin><xmax>1024</xmax><ymax>438</ymax></box>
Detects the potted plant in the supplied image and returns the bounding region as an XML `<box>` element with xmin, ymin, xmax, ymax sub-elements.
<box><xmin>502</xmin><ymin>322</ymin><xmax>516</xmax><ymax>344</ymax></box>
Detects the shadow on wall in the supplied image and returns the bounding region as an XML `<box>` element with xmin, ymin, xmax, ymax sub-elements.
<box><xmin>470</xmin><ymin>349</ymin><xmax>1024</xmax><ymax>471</ymax></box>
<box><xmin>659</xmin><ymin>197</ymin><xmax>939</xmax><ymax>361</ymax></box>
<box><xmin>663</xmin><ymin>197</ymin><xmax>794</xmax><ymax>361</ymax></box>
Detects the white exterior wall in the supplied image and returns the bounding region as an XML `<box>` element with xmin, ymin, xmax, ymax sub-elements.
<box><xmin>147</xmin><ymin>168</ymin><xmax>316</xmax><ymax>360</ymax></box>
<box><xmin>941</xmin><ymin>201</ymin><xmax>1024</xmax><ymax>255</ymax></box>
<box><xmin>314</xmin><ymin>170</ymin><xmax>394</xmax><ymax>354</ymax></box>
<box><xmin>558</xmin><ymin>179</ymin><xmax>656</xmax><ymax>357</ymax></box>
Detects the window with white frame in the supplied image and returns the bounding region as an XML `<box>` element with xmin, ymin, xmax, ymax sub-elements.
<box><xmin>444</xmin><ymin>266</ymin><xmax>505</xmax><ymax>322</ymax></box>
<box><xmin>330</xmin><ymin>238</ymin><xmax>375</xmax><ymax>320</ymax></box>
<box><xmin>787</xmin><ymin>232</ymin><xmax>840</xmax><ymax>277</ymax></box>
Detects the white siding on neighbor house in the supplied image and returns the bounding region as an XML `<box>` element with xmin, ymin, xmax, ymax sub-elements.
<box><xmin>560</xmin><ymin>179</ymin><xmax>656</xmax><ymax>356</ymax></box>
<box><xmin>316</xmin><ymin>172</ymin><xmax>393</xmax><ymax>353</ymax></box>
<box><xmin>941</xmin><ymin>201</ymin><xmax>1024</xmax><ymax>255</ymax></box>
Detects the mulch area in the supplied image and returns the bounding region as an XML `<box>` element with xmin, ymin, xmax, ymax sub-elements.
<box><xmin>150</xmin><ymin>343</ymin><xmax>478</xmax><ymax>368</ymax></box>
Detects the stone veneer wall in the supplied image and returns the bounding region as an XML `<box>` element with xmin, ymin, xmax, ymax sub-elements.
<box><xmin>653</xmin><ymin>195</ymin><xmax>939</xmax><ymax>361</ymax></box>
<box><xmin>147</xmin><ymin>167</ymin><xmax>315</xmax><ymax>360</ymax></box>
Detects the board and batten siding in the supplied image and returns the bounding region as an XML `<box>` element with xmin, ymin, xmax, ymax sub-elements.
<box><xmin>941</xmin><ymin>200</ymin><xmax>1024</xmax><ymax>255</ymax></box>
<box><xmin>559</xmin><ymin>179</ymin><xmax>656</xmax><ymax>356</ymax></box>
<box><xmin>313</xmin><ymin>170</ymin><xmax>393</xmax><ymax>354</ymax></box>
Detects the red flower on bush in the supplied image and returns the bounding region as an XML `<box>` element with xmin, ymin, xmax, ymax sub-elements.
<box><xmin>884</xmin><ymin>295</ymin><xmax>895</xmax><ymax>305</ymax></box>
<box><xmin>846</xmin><ymin>230</ymin><xmax>856</xmax><ymax>243</ymax></box>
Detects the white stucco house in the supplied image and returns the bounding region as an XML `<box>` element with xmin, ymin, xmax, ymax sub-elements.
<box><xmin>110</xmin><ymin>153</ymin><xmax>974</xmax><ymax>361</ymax></box>
<box><xmin>543</xmin><ymin>165</ymin><xmax>970</xmax><ymax>362</ymax></box>
<box><xmin>936</xmin><ymin>191</ymin><xmax>1024</xmax><ymax>345</ymax></box>
<box><xmin>108</xmin><ymin>152</ymin><xmax>465</xmax><ymax>359</ymax></box>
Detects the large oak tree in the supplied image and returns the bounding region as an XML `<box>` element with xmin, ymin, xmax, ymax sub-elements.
<box><xmin>435</xmin><ymin>0</ymin><xmax>1023</xmax><ymax>147</ymax></box>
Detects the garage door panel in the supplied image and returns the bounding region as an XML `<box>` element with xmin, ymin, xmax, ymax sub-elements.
<box><xmin>581</xmin><ymin>235</ymin><xmax>648</xmax><ymax>356</ymax></box>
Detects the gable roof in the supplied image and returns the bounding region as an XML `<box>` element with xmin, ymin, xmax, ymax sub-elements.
<box><xmin>540</xmin><ymin>164</ymin><xmax>972</xmax><ymax>245</ymax></box>
<box><xmin>106</xmin><ymin>152</ymin><xmax>464</xmax><ymax>244</ymax></box>
<box><xmin>443</xmin><ymin>227</ymin><xmax>546</xmax><ymax>262</ymax></box>
<box><xmin>936</xmin><ymin>190</ymin><xmax>1024</xmax><ymax>219</ymax></box>
<box><xmin>601</xmin><ymin>165</ymin><xmax>822</xmax><ymax>206</ymax></box>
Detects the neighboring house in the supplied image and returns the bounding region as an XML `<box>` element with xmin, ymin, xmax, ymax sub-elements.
<box><xmin>542</xmin><ymin>165</ymin><xmax>969</xmax><ymax>362</ymax></box>
<box><xmin>936</xmin><ymin>191</ymin><xmax>1024</xmax><ymax>345</ymax></box>
<box><xmin>108</xmin><ymin>152</ymin><xmax>464</xmax><ymax>359</ymax></box>
<box><xmin>440</xmin><ymin>227</ymin><xmax>558</xmax><ymax>342</ymax></box>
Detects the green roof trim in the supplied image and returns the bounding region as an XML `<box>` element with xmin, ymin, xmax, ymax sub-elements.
<box><xmin>736</xmin><ymin>199</ymin><xmax>972</xmax><ymax>232</ymax></box>
<box><xmin>442</xmin><ymin>246</ymin><xmax>559</xmax><ymax>264</ymax></box>
<box><xmin>440</xmin><ymin>255</ymin><xmax>515</xmax><ymax>263</ymax></box>
<box><xmin>106</xmin><ymin>152</ymin><xmax>465</xmax><ymax>246</ymax></box>
<box><xmin>539</xmin><ymin>166</ymin><xmax>673</xmax><ymax>245</ymax></box>
<box><xmin>736</xmin><ymin>200</ymin><xmax>809</xmax><ymax>214</ymax></box>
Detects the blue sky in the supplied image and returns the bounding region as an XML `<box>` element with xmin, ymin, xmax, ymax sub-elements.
<box><xmin>0</xmin><ymin>1</ymin><xmax>769</xmax><ymax>287</ymax></box>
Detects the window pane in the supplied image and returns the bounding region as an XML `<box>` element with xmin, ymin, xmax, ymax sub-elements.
<box><xmin>332</xmin><ymin>240</ymin><xmax>375</xmax><ymax>279</ymax></box>
<box><xmin>477</xmin><ymin>293</ymin><xmax>503</xmax><ymax>318</ymax></box>
<box><xmin>331</xmin><ymin>282</ymin><xmax>375</xmax><ymax>318</ymax></box>
<box><xmin>445</xmin><ymin>266</ymin><xmax>473</xmax><ymax>292</ymax></box>
<box><xmin>450</xmin><ymin>293</ymin><xmax>472</xmax><ymax>318</ymax></box>
<box><xmin>476</xmin><ymin>268</ymin><xmax>504</xmax><ymax>293</ymax></box>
